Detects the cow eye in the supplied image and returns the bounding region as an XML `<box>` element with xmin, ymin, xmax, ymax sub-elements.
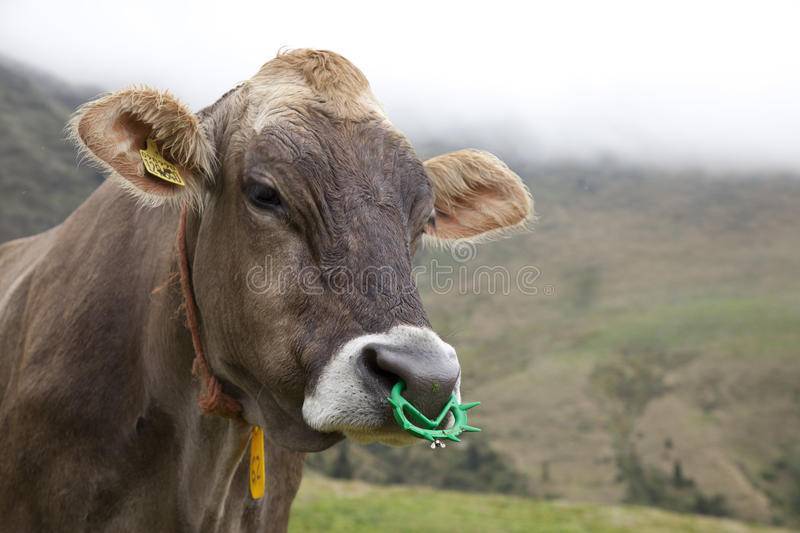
<box><xmin>246</xmin><ymin>183</ymin><xmax>282</xmax><ymax>210</ymax></box>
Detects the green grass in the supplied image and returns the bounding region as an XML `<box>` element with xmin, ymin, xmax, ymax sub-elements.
<box><xmin>290</xmin><ymin>476</ymin><xmax>787</xmax><ymax>533</ymax></box>
<box><xmin>577</xmin><ymin>296</ymin><xmax>800</xmax><ymax>360</ymax></box>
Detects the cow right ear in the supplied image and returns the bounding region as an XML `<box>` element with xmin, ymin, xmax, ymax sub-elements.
<box><xmin>70</xmin><ymin>88</ymin><xmax>215</xmax><ymax>208</ymax></box>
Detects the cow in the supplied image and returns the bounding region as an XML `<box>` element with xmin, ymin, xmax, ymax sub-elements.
<box><xmin>0</xmin><ymin>49</ymin><xmax>532</xmax><ymax>532</ymax></box>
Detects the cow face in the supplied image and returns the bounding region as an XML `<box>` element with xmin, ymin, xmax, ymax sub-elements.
<box><xmin>72</xmin><ymin>50</ymin><xmax>532</xmax><ymax>451</ymax></box>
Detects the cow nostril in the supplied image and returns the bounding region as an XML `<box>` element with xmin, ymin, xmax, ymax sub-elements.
<box><xmin>358</xmin><ymin>337</ymin><xmax>461</xmax><ymax>420</ymax></box>
<box><xmin>361</xmin><ymin>346</ymin><xmax>397</xmax><ymax>390</ymax></box>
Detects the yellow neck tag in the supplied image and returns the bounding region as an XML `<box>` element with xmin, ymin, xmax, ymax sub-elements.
<box><xmin>139</xmin><ymin>138</ymin><xmax>185</xmax><ymax>186</ymax></box>
<box><xmin>249</xmin><ymin>426</ymin><xmax>266</xmax><ymax>500</ymax></box>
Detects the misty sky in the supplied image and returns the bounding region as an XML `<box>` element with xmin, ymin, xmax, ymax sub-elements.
<box><xmin>1</xmin><ymin>0</ymin><xmax>799</xmax><ymax>170</ymax></box>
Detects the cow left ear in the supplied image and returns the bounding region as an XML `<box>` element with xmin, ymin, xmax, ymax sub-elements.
<box><xmin>423</xmin><ymin>149</ymin><xmax>533</xmax><ymax>243</ymax></box>
<box><xmin>70</xmin><ymin>88</ymin><xmax>215</xmax><ymax>208</ymax></box>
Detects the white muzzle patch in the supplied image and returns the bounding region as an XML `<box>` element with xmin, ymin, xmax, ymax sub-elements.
<box><xmin>302</xmin><ymin>325</ymin><xmax>460</xmax><ymax>444</ymax></box>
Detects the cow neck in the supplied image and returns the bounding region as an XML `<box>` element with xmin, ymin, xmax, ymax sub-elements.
<box><xmin>176</xmin><ymin>205</ymin><xmax>244</xmax><ymax>420</ymax></box>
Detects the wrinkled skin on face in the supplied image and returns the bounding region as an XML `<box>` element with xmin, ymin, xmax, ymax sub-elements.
<box><xmin>195</xmin><ymin>113</ymin><xmax>435</xmax><ymax>450</ymax></box>
<box><xmin>71</xmin><ymin>49</ymin><xmax>533</xmax><ymax>453</ymax></box>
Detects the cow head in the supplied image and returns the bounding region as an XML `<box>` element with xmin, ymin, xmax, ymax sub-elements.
<box><xmin>71</xmin><ymin>50</ymin><xmax>532</xmax><ymax>451</ymax></box>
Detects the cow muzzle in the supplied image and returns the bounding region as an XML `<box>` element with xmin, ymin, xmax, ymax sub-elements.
<box><xmin>302</xmin><ymin>325</ymin><xmax>461</xmax><ymax>445</ymax></box>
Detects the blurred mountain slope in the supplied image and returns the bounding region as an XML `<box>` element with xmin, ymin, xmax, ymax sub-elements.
<box><xmin>0</xmin><ymin>54</ymin><xmax>101</xmax><ymax>242</ymax></box>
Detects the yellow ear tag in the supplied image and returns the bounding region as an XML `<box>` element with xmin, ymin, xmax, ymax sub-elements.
<box><xmin>139</xmin><ymin>138</ymin><xmax>185</xmax><ymax>186</ymax></box>
<box><xmin>249</xmin><ymin>426</ymin><xmax>266</xmax><ymax>500</ymax></box>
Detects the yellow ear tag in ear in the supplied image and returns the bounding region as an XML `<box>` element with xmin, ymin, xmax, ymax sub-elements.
<box><xmin>249</xmin><ymin>426</ymin><xmax>266</xmax><ymax>500</ymax></box>
<box><xmin>139</xmin><ymin>138</ymin><xmax>185</xmax><ymax>186</ymax></box>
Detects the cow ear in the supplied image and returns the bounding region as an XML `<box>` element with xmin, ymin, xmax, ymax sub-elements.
<box><xmin>423</xmin><ymin>149</ymin><xmax>533</xmax><ymax>243</ymax></box>
<box><xmin>70</xmin><ymin>88</ymin><xmax>215</xmax><ymax>208</ymax></box>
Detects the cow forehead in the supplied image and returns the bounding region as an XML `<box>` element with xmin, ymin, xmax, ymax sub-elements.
<box><xmin>247</xmin><ymin>116</ymin><xmax>431</xmax><ymax>216</ymax></box>
<box><xmin>219</xmin><ymin>49</ymin><xmax>433</xmax><ymax>219</ymax></box>
<box><xmin>237</xmin><ymin>50</ymin><xmax>430</xmax><ymax>205</ymax></box>
<box><xmin>248</xmin><ymin>49</ymin><xmax>386</xmax><ymax>130</ymax></box>
<box><xmin>240</xmin><ymin>113</ymin><xmax>433</xmax><ymax>263</ymax></box>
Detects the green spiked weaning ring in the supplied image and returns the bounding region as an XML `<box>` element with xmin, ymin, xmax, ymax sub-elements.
<box><xmin>387</xmin><ymin>380</ymin><xmax>481</xmax><ymax>444</ymax></box>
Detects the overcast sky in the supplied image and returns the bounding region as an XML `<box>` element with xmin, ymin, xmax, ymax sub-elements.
<box><xmin>1</xmin><ymin>0</ymin><xmax>799</xmax><ymax>170</ymax></box>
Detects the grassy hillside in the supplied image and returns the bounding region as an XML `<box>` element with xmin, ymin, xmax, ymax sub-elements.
<box><xmin>291</xmin><ymin>475</ymin><xmax>788</xmax><ymax>533</ymax></box>
<box><xmin>2</xmin><ymin>59</ymin><xmax>799</xmax><ymax>527</ymax></box>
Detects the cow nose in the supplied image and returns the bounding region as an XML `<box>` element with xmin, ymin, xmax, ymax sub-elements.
<box><xmin>361</xmin><ymin>338</ymin><xmax>460</xmax><ymax>420</ymax></box>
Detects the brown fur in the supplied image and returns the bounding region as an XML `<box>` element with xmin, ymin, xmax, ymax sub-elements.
<box><xmin>0</xmin><ymin>184</ymin><xmax>304</xmax><ymax>532</ymax></box>
<box><xmin>259</xmin><ymin>49</ymin><xmax>370</xmax><ymax>100</ymax></box>
<box><xmin>248</xmin><ymin>49</ymin><xmax>384</xmax><ymax>128</ymax></box>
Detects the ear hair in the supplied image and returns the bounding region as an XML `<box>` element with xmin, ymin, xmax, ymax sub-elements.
<box><xmin>423</xmin><ymin>149</ymin><xmax>534</xmax><ymax>244</ymax></box>
<box><xmin>68</xmin><ymin>87</ymin><xmax>216</xmax><ymax>209</ymax></box>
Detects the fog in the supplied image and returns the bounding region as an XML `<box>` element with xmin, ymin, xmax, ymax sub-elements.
<box><xmin>2</xmin><ymin>0</ymin><xmax>799</xmax><ymax>170</ymax></box>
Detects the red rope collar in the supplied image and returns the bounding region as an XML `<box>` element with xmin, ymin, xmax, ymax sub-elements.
<box><xmin>177</xmin><ymin>206</ymin><xmax>243</xmax><ymax>420</ymax></box>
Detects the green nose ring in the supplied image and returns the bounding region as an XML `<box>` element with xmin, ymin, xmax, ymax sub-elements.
<box><xmin>387</xmin><ymin>380</ymin><xmax>481</xmax><ymax>444</ymax></box>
